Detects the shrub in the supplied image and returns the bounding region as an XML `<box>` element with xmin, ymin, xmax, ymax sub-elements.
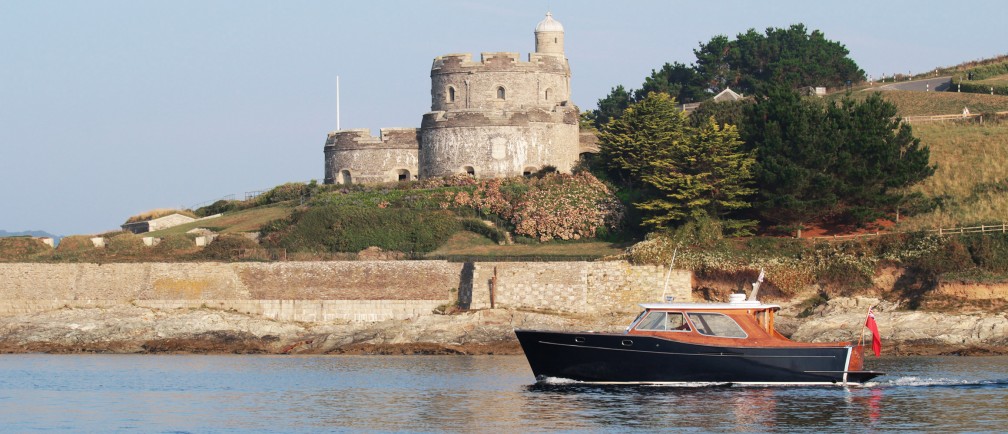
<box><xmin>106</xmin><ymin>232</ymin><xmax>146</xmax><ymax>257</ymax></box>
<box><xmin>153</xmin><ymin>234</ymin><xmax>197</xmax><ymax>256</ymax></box>
<box><xmin>460</xmin><ymin>218</ymin><xmax>507</xmax><ymax>244</ymax></box>
<box><xmin>0</xmin><ymin>237</ymin><xmax>49</xmax><ymax>261</ymax></box>
<box><xmin>911</xmin><ymin>237</ymin><xmax>975</xmax><ymax>277</ymax></box>
<box><xmin>964</xmin><ymin>233</ymin><xmax>1008</xmax><ymax>274</ymax></box>
<box><xmin>275</xmin><ymin>206</ymin><xmax>460</xmax><ymax>253</ymax></box>
<box><xmin>255</xmin><ymin>182</ymin><xmax>307</xmax><ymax>205</ymax></box>
<box><xmin>199</xmin><ymin>233</ymin><xmax>260</xmax><ymax>260</ymax></box>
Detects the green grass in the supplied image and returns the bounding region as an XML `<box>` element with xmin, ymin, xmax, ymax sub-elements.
<box><xmin>835</xmin><ymin>90</ymin><xmax>1008</xmax><ymax>116</ymax></box>
<box><xmin>143</xmin><ymin>205</ymin><xmax>294</xmax><ymax>237</ymax></box>
<box><xmin>897</xmin><ymin>122</ymin><xmax>1008</xmax><ymax>230</ymax></box>
<box><xmin>978</xmin><ymin>74</ymin><xmax>1008</xmax><ymax>86</ymax></box>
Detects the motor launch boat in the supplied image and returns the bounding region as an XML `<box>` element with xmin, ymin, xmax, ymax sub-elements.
<box><xmin>515</xmin><ymin>294</ymin><xmax>883</xmax><ymax>385</ymax></box>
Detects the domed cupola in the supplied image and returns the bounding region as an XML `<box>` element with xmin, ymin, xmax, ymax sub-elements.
<box><xmin>534</xmin><ymin>12</ymin><xmax>564</xmax><ymax>55</ymax></box>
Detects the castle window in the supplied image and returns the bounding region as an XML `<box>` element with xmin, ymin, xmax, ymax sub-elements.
<box><xmin>448</xmin><ymin>86</ymin><xmax>456</xmax><ymax>102</ymax></box>
<box><xmin>397</xmin><ymin>169</ymin><xmax>411</xmax><ymax>182</ymax></box>
<box><xmin>464</xmin><ymin>166</ymin><xmax>475</xmax><ymax>177</ymax></box>
<box><xmin>544</xmin><ymin>88</ymin><xmax>551</xmax><ymax>100</ymax></box>
<box><xmin>340</xmin><ymin>170</ymin><xmax>352</xmax><ymax>186</ymax></box>
<box><xmin>496</xmin><ymin>86</ymin><xmax>505</xmax><ymax>100</ymax></box>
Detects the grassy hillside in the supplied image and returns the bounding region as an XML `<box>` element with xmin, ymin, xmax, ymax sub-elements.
<box><xmin>897</xmin><ymin>122</ymin><xmax>1008</xmax><ymax>230</ymax></box>
<box><xmin>143</xmin><ymin>205</ymin><xmax>293</xmax><ymax>237</ymax></box>
<box><xmin>837</xmin><ymin>90</ymin><xmax>1008</xmax><ymax>116</ymax></box>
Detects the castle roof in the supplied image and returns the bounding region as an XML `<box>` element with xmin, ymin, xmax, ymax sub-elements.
<box><xmin>535</xmin><ymin>12</ymin><xmax>564</xmax><ymax>33</ymax></box>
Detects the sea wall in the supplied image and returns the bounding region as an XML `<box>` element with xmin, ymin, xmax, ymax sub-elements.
<box><xmin>0</xmin><ymin>261</ymin><xmax>692</xmax><ymax>322</ymax></box>
<box><xmin>470</xmin><ymin>262</ymin><xmax>689</xmax><ymax>313</ymax></box>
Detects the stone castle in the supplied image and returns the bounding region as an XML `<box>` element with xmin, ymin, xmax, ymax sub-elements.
<box><xmin>323</xmin><ymin>12</ymin><xmax>588</xmax><ymax>185</ymax></box>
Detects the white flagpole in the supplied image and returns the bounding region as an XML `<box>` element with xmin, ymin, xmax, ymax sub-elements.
<box><xmin>336</xmin><ymin>75</ymin><xmax>341</xmax><ymax>131</ymax></box>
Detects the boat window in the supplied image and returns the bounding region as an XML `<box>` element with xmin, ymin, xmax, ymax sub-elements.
<box><xmin>634</xmin><ymin>311</ymin><xmax>690</xmax><ymax>331</ymax></box>
<box><xmin>687</xmin><ymin>312</ymin><xmax>747</xmax><ymax>338</ymax></box>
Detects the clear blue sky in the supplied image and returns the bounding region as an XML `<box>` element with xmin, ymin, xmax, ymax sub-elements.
<box><xmin>2</xmin><ymin>0</ymin><xmax>1004</xmax><ymax>235</ymax></box>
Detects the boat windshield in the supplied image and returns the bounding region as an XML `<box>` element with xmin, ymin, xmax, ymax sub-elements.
<box><xmin>687</xmin><ymin>312</ymin><xmax>747</xmax><ymax>338</ymax></box>
<box><xmin>634</xmin><ymin>311</ymin><xmax>690</xmax><ymax>332</ymax></box>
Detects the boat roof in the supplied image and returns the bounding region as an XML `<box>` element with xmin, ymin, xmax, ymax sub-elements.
<box><xmin>640</xmin><ymin>301</ymin><xmax>780</xmax><ymax>311</ymax></box>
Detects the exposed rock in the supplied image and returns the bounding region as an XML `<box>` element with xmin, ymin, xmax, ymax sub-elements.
<box><xmin>2</xmin><ymin>297</ymin><xmax>1007</xmax><ymax>356</ymax></box>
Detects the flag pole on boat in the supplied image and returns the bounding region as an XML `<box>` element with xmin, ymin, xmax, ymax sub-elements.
<box><xmin>748</xmin><ymin>267</ymin><xmax>765</xmax><ymax>301</ymax></box>
<box><xmin>661</xmin><ymin>246</ymin><xmax>679</xmax><ymax>303</ymax></box>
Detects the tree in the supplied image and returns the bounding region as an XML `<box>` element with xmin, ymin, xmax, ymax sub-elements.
<box><xmin>696</xmin><ymin>25</ymin><xmax>865</xmax><ymax>96</ymax></box>
<box><xmin>743</xmin><ymin>87</ymin><xmax>838</xmax><ymax>232</ymax></box>
<box><xmin>597</xmin><ymin>92</ymin><xmax>756</xmax><ymax>233</ymax></box>
<box><xmin>634</xmin><ymin>62</ymin><xmax>707</xmax><ymax>104</ymax></box>
<box><xmin>585</xmin><ymin>85</ymin><xmax>632</xmax><ymax>128</ymax></box>
<box><xmin>825</xmin><ymin>93</ymin><xmax>935</xmax><ymax>223</ymax></box>
<box><xmin>638</xmin><ymin>118</ymin><xmax>756</xmax><ymax>231</ymax></box>
<box><xmin>596</xmin><ymin>92</ymin><xmax>689</xmax><ymax>188</ymax></box>
<box><xmin>743</xmin><ymin>88</ymin><xmax>935</xmax><ymax>233</ymax></box>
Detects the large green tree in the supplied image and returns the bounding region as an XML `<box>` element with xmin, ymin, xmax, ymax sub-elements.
<box><xmin>695</xmin><ymin>24</ymin><xmax>864</xmax><ymax>95</ymax></box>
<box><xmin>744</xmin><ymin>88</ymin><xmax>935</xmax><ymax>232</ymax></box>
<box><xmin>634</xmin><ymin>62</ymin><xmax>707</xmax><ymax>104</ymax></box>
<box><xmin>597</xmin><ymin>92</ymin><xmax>755</xmax><ymax>232</ymax></box>
<box><xmin>596</xmin><ymin>92</ymin><xmax>689</xmax><ymax>187</ymax></box>
<box><xmin>638</xmin><ymin>118</ymin><xmax>756</xmax><ymax>231</ymax></box>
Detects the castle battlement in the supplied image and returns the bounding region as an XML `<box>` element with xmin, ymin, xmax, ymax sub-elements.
<box><xmin>421</xmin><ymin>105</ymin><xmax>578</xmax><ymax>129</ymax></box>
<box><xmin>431</xmin><ymin>51</ymin><xmax>567</xmax><ymax>74</ymax></box>
<box><xmin>325</xmin><ymin>128</ymin><xmax>420</xmax><ymax>150</ymax></box>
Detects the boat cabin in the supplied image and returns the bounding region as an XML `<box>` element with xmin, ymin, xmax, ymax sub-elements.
<box><xmin>626</xmin><ymin>294</ymin><xmax>856</xmax><ymax>350</ymax></box>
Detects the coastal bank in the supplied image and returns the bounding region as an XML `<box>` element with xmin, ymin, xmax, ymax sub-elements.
<box><xmin>1</xmin><ymin>261</ymin><xmax>1006</xmax><ymax>355</ymax></box>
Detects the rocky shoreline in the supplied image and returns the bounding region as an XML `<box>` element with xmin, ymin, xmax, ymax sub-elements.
<box><xmin>2</xmin><ymin>296</ymin><xmax>1007</xmax><ymax>356</ymax></box>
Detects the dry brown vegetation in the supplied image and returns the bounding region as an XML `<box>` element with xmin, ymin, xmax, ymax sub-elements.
<box><xmin>897</xmin><ymin>122</ymin><xmax>1008</xmax><ymax>230</ymax></box>
<box><xmin>843</xmin><ymin>90</ymin><xmax>1008</xmax><ymax>116</ymax></box>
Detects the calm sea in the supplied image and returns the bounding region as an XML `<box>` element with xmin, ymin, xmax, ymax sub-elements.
<box><xmin>1</xmin><ymin>354</ymin><xmax>1006</xmax><ymax>432</ymax></box>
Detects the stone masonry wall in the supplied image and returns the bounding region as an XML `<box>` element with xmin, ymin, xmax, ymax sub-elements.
<box><xmin>0</xmin><ymin>261</ymin><xmax>691</xmax><ymax>321</ymax></box>
<box><xmin>469</xmin><ymin>262</ymin><xmax>691</xmax><ymax>313</ymax></box>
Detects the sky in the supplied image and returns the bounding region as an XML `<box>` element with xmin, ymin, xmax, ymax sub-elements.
<box><xmin>2</xmin><ymin>0</ymin><xmax>1005</xmax><ymax>236</ymax></box>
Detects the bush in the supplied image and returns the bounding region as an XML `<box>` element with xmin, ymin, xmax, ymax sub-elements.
<box><xmin>199</xmin><ymin>233</ymin><xmax>260</xmax><ymax>260</ymax></box>
<box><xmin>0</xmin><ymin>237</ymin><xmax>49</xmax><ymax>261</ymax></box>
<box><xmin>964</xmin><ymin>233</ymin><xmax>1008</xmax><ymax>274</ymax></box>
<box><xmin>460</xmin><ymin>218</ymin><xmax>507</xmax><ymax>244</ymax></box>
<box><xmin>106</xmin><ymin>233</ymin><xmax>146</xmax><ymax>257</ymax></box>
<box><xmin>255</xmin><ymin>182</ymin><xmax>307</xmax><ymax>205</ymax></box>
<box><xmin>153</xmin><ymin>234</ymin><xmax>197</xmax><ymax>256</ymax></box>
<box><xmin>911</xmin><ymin>237</ymin><xmax>975</xmax><ymax>277</ymax></box>
<box><xmin>274</xmin><ymin>206</ymin><xmax>460</xmax><ymax>253</ymax></box>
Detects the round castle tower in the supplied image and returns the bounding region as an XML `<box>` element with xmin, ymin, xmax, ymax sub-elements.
<box><xmin>418</xmin><ymin>12</ymin><xmax>580</xmax><ymax>179</ymax></box>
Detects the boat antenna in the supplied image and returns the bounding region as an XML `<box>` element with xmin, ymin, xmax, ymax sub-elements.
<box><xmin>748</xmin><ymin>267</ymin><xmax>765</xmax><ymax>301</ymax></box>
<box><xmin>660</xmin><ymin>246</ymin><xmax>679</xmax><ymax>302</ymax></box>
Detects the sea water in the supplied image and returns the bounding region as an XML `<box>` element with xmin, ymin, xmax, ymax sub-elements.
<box><xmin>1</xmin><ymin>354</ymin><xmax>1006</xmax><ymax>432</ymax></box>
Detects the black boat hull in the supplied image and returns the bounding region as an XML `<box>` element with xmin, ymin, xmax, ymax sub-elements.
<box><xmin>515</xmin><ymin>329</ymin><xmax>883</xmax><ymax>385</ymax></box>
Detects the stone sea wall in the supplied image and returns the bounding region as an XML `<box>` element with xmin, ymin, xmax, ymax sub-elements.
<box><xmin>0</xmin><ymin>261</ymin><xmax>691</xmax><ymax>322</ymax></box>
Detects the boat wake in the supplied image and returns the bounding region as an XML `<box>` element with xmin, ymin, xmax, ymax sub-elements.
<box><xmin>863</xmin><ymin>376</ymin><xmax>1008</xmax><ymax>388</ymax></box>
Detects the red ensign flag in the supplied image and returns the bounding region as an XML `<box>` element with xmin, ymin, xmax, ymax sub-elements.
<box><xmin>865</xmin><ymin>306</ymin><xmax>882</xmax><ymax>357</ymax></box>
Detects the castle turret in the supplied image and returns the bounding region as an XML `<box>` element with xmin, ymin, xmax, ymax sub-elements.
<box><xmin>534</xmin><ymin>12</ymin><xmax>564</xmax><ymax>55</ymax></box>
